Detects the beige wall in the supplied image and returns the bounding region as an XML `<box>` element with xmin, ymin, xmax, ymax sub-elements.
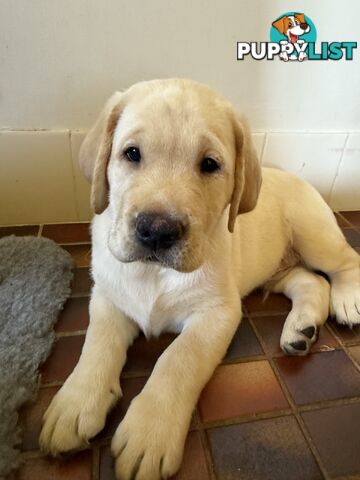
<box><xmin>0</xmin><ymin>0</ymin><xmax>359</xmax><ymax>223</ymax></box>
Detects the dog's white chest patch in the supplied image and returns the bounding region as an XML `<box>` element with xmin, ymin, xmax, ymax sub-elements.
<box><xmin>92</xmin><ymin>243</ymin><xmax>198</xmax><ymax>336</ymax></box>
<box><xmin>112</xmin><ymin>266</ymin><xmax>174</xmax><ymax>335</ymax></box>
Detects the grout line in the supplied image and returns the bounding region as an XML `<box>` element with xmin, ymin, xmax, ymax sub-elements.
<box><xmin>337</xmin><ymin>213</ymin><xmax>360</xmax><ymax>233</ymax></box>
<box><xmin>70</xmin><ymin>292</ymin><xmax>91</xmax><ymax>299</ymax></box>
<box><xmin>326</xmin><ymin>323</ymin><xmax>360</xmax><ymax>373</ymax></box>
<box><xmin>92</xmin><ymin>445</ymin><xmax>100</xmax><ymax>480</ymax></box>
<box><xmin>0</xmin><ymin>221</ymin><xmax>91</xmax><ymax>227</ymax></box>
<box><xmin>221</xmin><ymin>354</ymin><xmax>267</xmax><ymax>364</ymax></box>
<box><xmin>203</xmin><ymin>408</ymin><xmax>293</xmax><ymax>430</ymax></box>
<box><xmin>43</xmin><ymin>221</ymin><xmax>91</xmax><ymax>225</ymax></box>
<box><xmin>40</xmin><ymin>380</ymin><xmax>64</xmax><ymax>388</ymax></box>
<box><xmin>59</xmin><ymin>241</ymin><xmax>91</xmax><ymax>246</ymax></box>
<box><xmin>244</xmin><ymin>308</ymin><xmax>290</xmax><ymax>318</ymax></box>
<box><xmin>335</xmin><ymin>211</ymin><xmax>354</xmax><ymax>228</ymax></box>
<box><xmin>298</xmin><ymin>396</ymin><xmax>360</xmax><ymax>412</ymax></box>
<box><xmin>259</xmin><ymin>130</ymin><xmax>357</xmax><ymax>135</ymax></box>
<box><xmin>259</xmin><ymin>131</ymin><xmax>268</xmax><ymax>165</ymax></box>
<box><xmin>55</xmin><ymin>330</ymin><xmax>88</xmax><ymax>338</ymax></box>
<box><xmin>328</xmin><ymin>133</ymin><xmax>350</xmax><ymax>206</ymax></box>
<box><xmin>345</xmin><ymin>347</ymin><xmax>360</xmax><ymax>371</ymax></box>
<box><xmin>19</xmin><ymin>449</ymin><xmax>47</xmax><ymax>460</ymax></box>
<box><xmin>2</xmin><ymin>128</ymin><xmax>359</xmax><ymax>134</ymax></box>
<box><xmin>246</xmin><ymin>308</ymin><xmax>330</xmax><ymax>480</ymax></box>
<box><xmin>68</xmin><ymin>130</ymin><xmax>81</xmax><ymax>221</ymax></box>
<box><xmin>193</xmin><ymin>410</ymin><xmax>217</xmax><ymax>480</ymax></box>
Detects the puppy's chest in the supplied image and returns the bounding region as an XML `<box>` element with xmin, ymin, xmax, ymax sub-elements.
<box><xmin>97</xmin><ymin>262</ymin><xmax>198</xmax><ymax>336</ymax></box>
<box><xmin>117</xmin><ymin>275</ymin><xmax>175</xmax><ymax>334</ymax></box>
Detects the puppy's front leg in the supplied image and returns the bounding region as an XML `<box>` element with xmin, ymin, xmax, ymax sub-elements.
<box><xmin>40</xmin><ymin>286</ymin><xmax>138</xmax><ymax>455</ymax></box>
<box><xmin>112</xmin><ymin>299</ymin><xmax>241</xmax><ymax>480</ymax></box>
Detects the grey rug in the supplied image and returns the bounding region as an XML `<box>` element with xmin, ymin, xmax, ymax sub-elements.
<box><xmin>0</xmin><ymin>235</ymin><xmax>73</xmax><ymax>479</ymax></box>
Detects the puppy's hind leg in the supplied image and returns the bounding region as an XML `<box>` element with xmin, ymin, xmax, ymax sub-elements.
<box><xmin>270</xmin><ymin>266</ymin><xmax>330</xmax><ymax>356</ymax></box>
<box><xmin>287</xmin><ymin>180</ymin><xmax>360</xmax><ymax>327</ymax></box>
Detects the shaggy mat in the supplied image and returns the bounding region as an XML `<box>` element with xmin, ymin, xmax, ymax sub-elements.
<box><xmin>0</xmin><ymin>235</ymin><xmax>73</xmax><ymax>479</ymax></box>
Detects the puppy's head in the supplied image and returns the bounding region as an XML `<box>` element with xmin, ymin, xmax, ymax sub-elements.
<box><xmin>80</xmin><ymin>79</ymin><xmax>261</xmax><ymax>272</ymax></box>
<box><xmin>272</xmin><ymin>13</ymin><xmax>310</xmax><ymax>41</ymax></box>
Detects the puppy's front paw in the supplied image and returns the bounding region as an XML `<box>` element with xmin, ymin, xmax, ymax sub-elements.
<box><xmin>111</xmin><ymin>392</ymin><xmax>187</xmax><ymax>480</ymax></box>
<box><xmin>40</xmin><ymin>374</ymin><xmax>121</xmax><ymax>455</ymax></box>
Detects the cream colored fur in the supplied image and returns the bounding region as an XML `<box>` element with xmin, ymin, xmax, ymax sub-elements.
<box><xmin>40</xmin><ymin>79</ymin><xmax>360</xmax><ymax>480</ymax></box>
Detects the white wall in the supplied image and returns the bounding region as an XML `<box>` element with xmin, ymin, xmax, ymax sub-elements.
<box><xmin>0</xmin><ymin>0</ymin><xmax>359</xmax><ymax>224</ymax></box>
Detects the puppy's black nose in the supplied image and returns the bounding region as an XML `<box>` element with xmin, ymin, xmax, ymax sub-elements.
<box><xmin>300</xmin><ymin>22</ymin><xmax>308</xmax><ymax>30</ymax></box>
<box><xmin>135</xmin><ymin>212</ymin><xmax>184</xmax><ymax>251</ymax></box>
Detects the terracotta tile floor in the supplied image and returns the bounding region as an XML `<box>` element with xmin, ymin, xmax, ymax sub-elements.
<box><xmin>0</xmin><ymin>210</ymin><xmax>358</xmax><ymax>479</ymax></box>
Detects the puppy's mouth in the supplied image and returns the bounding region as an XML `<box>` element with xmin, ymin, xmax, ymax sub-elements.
<box><xmin>142</xmin><ymin>253</ymin><xmax>161</xmax><ymax>264</ymax></box>
<box><xmin>138</xmin><ymin>248</ymin><xmax>180</xmax><ymax>269</ymax></box>
<box><xmin>109</xmin><ymin>240</ymin><xmax>182</xmax><ymax>269</ymax></box>
<box><xmin>289</xmin><ymin>32</ymin><xmax>298</xmax><ymax>43</ymax></box>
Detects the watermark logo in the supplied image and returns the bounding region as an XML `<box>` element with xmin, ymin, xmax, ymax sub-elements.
<box><xmin>237</xmin><ymin>12</ymin><xmax>357</xmax><ymax>62</ymax></box>
<box><xmin>271</xmin><ymin>12</ymin><xmax>316</xmax><ymax>61</ymax></box>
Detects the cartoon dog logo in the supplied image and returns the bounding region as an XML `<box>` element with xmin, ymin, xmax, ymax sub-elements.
<box><xmin>272</xmin><ymin>13</ymin><xmax>311</xmax><ymax>61</ymax></box>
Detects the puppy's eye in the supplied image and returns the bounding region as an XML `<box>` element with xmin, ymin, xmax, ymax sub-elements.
<box><xmin>124</xmin><ymin>147</ymin><xmax>141</xmax><ymax>163</ymax></box>
<box><xmin>200</xmin><ymin>157</ymin><xmax>220</xmax><ymax>174</ymax></box>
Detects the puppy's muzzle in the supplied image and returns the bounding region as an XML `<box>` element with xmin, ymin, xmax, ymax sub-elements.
<box><xmin>135</xmin><ymin>212</ymin><xmax>185</xmax><ymax>252</ymax></box>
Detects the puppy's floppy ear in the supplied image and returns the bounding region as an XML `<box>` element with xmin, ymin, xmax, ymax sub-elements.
<box><xmin>228</xmin><ymin>115</ymin><xmax>262</xmax><ymax>233</ymax></box>
<box><xmin>79</xmin><ymin>92</ymin><xmax>123</xmax><ymax>214</ymax></box>
<box><xmin>272</xmin><ymin>16</ymin><xmax>287</xmax><ymax>34</ymax></box>
<box><xmin>294</xmin><ymin>13</ymin><xmax>306</xmax><ymax>24</ymax></box>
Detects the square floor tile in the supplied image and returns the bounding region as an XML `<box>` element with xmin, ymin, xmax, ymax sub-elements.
<box><xmin>340</xmin><ymin>211</ymin><xmax>360</xmax><ymax>227</ymax></box>
<box><xmin>99</xmin><ymin>431</ymin><xmax>209</xmax><ymax>480</ymax></box>
<box><xmin>275</xmin><ymin>350</ymin><xmax>360</xmax><ymax>405</ymax></box>
<box><xmin>42</xmin><ymin>223</ymin><xmax>91</xmax><ymax>244</ymax></box>
<box><xmin>0</xmin><ymin>225</ymin><xmax>39</xmax><ymax>238</ymax></box>
<box><xmin>339</xmin><ymin>210</ymin><xmax>360</xmax><ymax>227</ymax></box>
<box><xmin>61</xmin><ymin>244</ymin><xmax>91</xmax><ymax>267</ymax></box>
<box><xmin>123</xmin><ymin>333</ymin><xmax>177</xmax><ymax>374</ymax></box>
<box><xmin>243</xmin><ymin>291</ymin><xmax>291</xmax><ymax>316</ymax></box>
<box><xmin>348</xmin><ymin>345</ymin><xmax>360</xmax><ymax>366</ymax></box>
<box><xmin>223</xmin><ymin>318</ymin><xmax>263</xmax><ymax>361</ymax></box>
<box><xmin>252</xmin><ymin>315</ymin><xmax>338</xmax><ymax>356</ymax></box>
<box><xmin>55</xmin><ymin>297</ymin><xmax>89</xmax><ymax>332</ymax></box>
<box><xmin>208</xmin><ymin>416</ymin><xmax>322</xmax><ymax>480</ymax></box>
<box><xmin>19</xmin><ymin>386</ymin><xmax>59</xmax><ymax>450</ymax></box>
<box><xmin>302</xmin><ymin>403</ymin><xmax>360</xmax><ymax>477</ymax></box>
<box><xmin>198</xmin><ymin>361</ymin><xmax>288</xmax><ymax>423</ymax></box>
<box><xmin>328</xmin><ymin>318</ymin><xmax>360</xmax><ymax>345</ymax></box>
<box><xmin>15</xmin><ymin>450</ymin><xmax>92</xmax><ymax>480</ymax></box>
<box><xmin>173</xmin><ymin>431</ymin><xmax>210</xmax><ymax>480</ymax></box>
<box><xmin>40</xmin><ymin>335</ymin><xmax>85</xmax><ymax>384</ymax></box>
<box><xmin>335</xmin><ymin>212</ymin><xmax>351</xmax><ymax>228</ymax></box>
<box><xmin>72</xmin><ymin>268</ymin><xmax>93</xmax><ymax>296</ymax></box>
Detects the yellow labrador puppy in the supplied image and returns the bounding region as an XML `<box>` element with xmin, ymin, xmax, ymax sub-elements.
<box><xmin>40</xmin><ymin>79</ymin><xmax>360</xmax><ymax>479</ymax></box>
